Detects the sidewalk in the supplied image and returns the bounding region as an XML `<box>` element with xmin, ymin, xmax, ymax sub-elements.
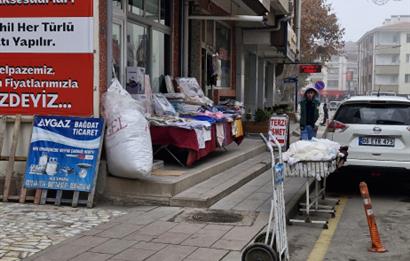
<box><xmin>26</xmin><ymin>176</ymin><xmax>308</xmax><ymax>261</ymax></box>
<box><xmin>13</xmin><ymin>120</ymin><xmax>326</xmax><ymax>261</ymax></box>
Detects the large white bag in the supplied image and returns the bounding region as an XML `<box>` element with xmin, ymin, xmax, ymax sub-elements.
<box><xmin>102</xmin><ymin>79</ymin><xmax>153</xmax><ymax>179</ymax></box>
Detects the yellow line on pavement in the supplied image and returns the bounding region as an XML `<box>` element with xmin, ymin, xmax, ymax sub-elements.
<box><xmin>306</xmin><ymin>197</ymin><xmax>348</xmax><ymax>261</ymax></box>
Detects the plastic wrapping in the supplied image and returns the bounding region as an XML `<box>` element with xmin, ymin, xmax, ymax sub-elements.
<box><xmin>152</xmin><ymin>93</ymin><xmax>177</xmax><ymax>116</ymax></box>
<box><xmin>102</xmin><ymin>79</ymin><xmax>153</xmax><ymax>179</ymax></box>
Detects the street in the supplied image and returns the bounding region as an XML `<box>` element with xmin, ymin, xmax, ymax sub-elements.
<box><xmin>287</xmin><ymin>166</ymin><xmax>410</xmax><ymax>261</ymax></box>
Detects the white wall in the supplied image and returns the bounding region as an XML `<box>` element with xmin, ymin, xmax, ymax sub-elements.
<box><xmin>399</xmin><ymin>31</ymin><xmax>410</xmax><ymax>94</ymax></box>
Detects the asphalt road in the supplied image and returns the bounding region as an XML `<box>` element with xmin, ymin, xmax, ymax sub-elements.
<box><xmin>286</xmin><ymin>166</ymin><xmax>410</xmax><ymax>261</ymax></box>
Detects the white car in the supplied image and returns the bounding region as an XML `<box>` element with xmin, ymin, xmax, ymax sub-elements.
<box><xmin>323</xmin><ymin>96</ymin><xmax>410</xmax><ymax>170</ymax></box>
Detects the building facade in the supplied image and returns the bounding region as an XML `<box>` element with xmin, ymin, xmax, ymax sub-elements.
<box><xmin>358</xmin><ymin>15</ymin><xmax>410</xmax><ymax>95</ymax></box>
<box><xmin>107</xmin><ymin>0</ymin><xmax>300</xmax><ymax>114</ymax></box>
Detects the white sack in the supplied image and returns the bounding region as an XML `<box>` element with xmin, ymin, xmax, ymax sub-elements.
<box><xmin>103</xmin><ymin>79</ymin><xmax>153</xmax><ymax>179</ymax></box>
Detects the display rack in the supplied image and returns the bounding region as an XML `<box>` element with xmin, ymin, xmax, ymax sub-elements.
<box><xmin>286</xmin><ymin>159</ymin><xmax>339</xmax><ymax>228</ymax></box>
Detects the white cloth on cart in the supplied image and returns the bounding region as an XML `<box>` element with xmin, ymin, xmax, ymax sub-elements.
<box><xmin>282</xmin><ymin>138</ymin><xmax>340</xmax><ymax>165</ymax></box>
<box><xmin>283</xmin><ymin>138</ymin><xmax>341</xmax><ymax>180</ymax></box>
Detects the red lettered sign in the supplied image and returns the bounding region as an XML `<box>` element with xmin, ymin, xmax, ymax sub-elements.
<box><xmin>269</xmin><ymin>116</ymin><xmax>289</xmax><ymax>147</ymax></box>
<box><xmin>0</xmin><ymin>0</ymin><xmax>94</xmax><ymax>116</ymax></box>
<box><xmin>0</xmin><ymin>1</ymin><xmax>93</xmax><ymax>17</ymax></box>
<box><xmin>0</xmin><ymin>53</ymin><xmax>93</xmax><ymax>116</ymax></box>
<box><xmin>299</xmin><ymin>64</ymin><xmax>322</xmax><ymax>73</ymax></box>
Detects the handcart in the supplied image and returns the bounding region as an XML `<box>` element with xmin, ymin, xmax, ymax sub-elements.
<box><xmin>286</xmin><ymin>158</ymin><xmax>342</xmax><ymax>229</ymax></box>
<box><xmin>242</xmin><ymin>132</ymin><xmax>289</xmax><ymax>261</ymax></box>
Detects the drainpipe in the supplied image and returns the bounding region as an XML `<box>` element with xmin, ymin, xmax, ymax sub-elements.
<box><xmin>295</xmin><ymin>0</ymin><xmax>301</xmax><ymax>60</ymax></box>
<box><xmin>183</xmin><ymin>0</ymin><xmax>189</xmax><ymax>77</ymax></box>
<box><xmin>179</xmin><ymin>0</ymin><xmax>184</xmax><ymax>76</ymax></box>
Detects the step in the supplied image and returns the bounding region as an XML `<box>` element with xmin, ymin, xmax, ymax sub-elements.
<box><xmin>170</xmin><ymin>153</ymin><xmax>270</xmax><ymax>208</ymax></box>
<box><xmin>100</xmin><ymin>139</ymin><xmax>267</xmax><ymax>206</ymax></box>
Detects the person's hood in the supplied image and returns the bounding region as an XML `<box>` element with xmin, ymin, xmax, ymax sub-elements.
<box><xmin>302</xmin><ymin>85</ymin><xmax>320</xmax><ymax>101</ymax></box>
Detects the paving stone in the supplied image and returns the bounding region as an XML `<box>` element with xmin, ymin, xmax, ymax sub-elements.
<box><xmin>123</xmin><ymin>232</ymin><xmax>154</xmax><ymax>242</ymax></box>
<box><xmin>111</xmin><ymin>248</ymin><xmax>156</xmax><ymax>261</ymax></box>
<box><xmin>94</xmin><ymin>222</ymin><xmax>121</xmax><ymax>231</ymax></box>
<box><xmin>181</xmin><ymin>228</ymin><xmax>227</xmax><ymax>248</ymax></box>
<box><xmin>132</xmin><ymin>241</ymin><xmax>168</xmax><ymax>251</ymax></box>
<box><xmin>221</xmin><ymin>251</ymin><xmax>242</xmax><ymax>261</ymax></box>
<box><xmin>69</xmin><ymin>236</ymin><xmax>109</xmax><ymax>247</ymax></box>
<box><xmin>168</xmin><ymin>223</ymin><xmax>205</xmax><ymax>234</ymax></box>
<box><xmin>184</xmin><ymin>248</ymin><xmax>228</xmax><ymax>261</ymax></box>
<box><xmin>152</xmin><ymin>232</ymin><xmax>192</xmax><ymax>244</ymax></box>
<box><xmin>89</xmin><ymin>239</ymin><xmax>135</xmax><ymax>254</ymax></box>
<box><xmin>97</xmin><ymin>224</ymin><xmax>141</xmax><ymax>239</ymax></box>
<box><xmin>70</xmin><ymin>252</ymin><xmax>112</xmax><ymax>261</ymax></box>
<box><xmin>145</xmin><ymin>245</ymin><xmax>197</xmax><ymax>261</ymax></box>
<box><xmin>212</xmin><ymin>238</ymin><xmax>250</xmax><ymax>251</ymax></box>
<box><xmin>138</xmin><ymin>221</ymin><xmax>177</xmax><ymax>236</ymax></box>
<box><xmin>32</xmin><ymin>243</ymin><xmax>92</xmax><ymax>261</ymax></box>
<box><xmin>204</xmin><ymin>224</ymin><xmax>233</xmax><ymax>231</ymax></box>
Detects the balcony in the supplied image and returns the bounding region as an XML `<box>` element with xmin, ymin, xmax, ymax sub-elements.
<box><xmin>241</xmin><ymin>0</ymin><xmax>271</xmax><ymax>15</ymax></box>
<box><xmin>374</xmin><ymin>84</ymin><xmax>399</xmax><ymax>93</ymax></box>
<box><xmin>375</xmin><ymin>65</ymin><xmax>399</xmax><ymax>74</ymax></box>
<box><xmin>271</xmin><ymin>0</ymin><xmax>290</xmax><ymax>14</ymax></box>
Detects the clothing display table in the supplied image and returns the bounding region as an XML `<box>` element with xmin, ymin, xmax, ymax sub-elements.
<box><xmin>150</xmin><ymin>121</ymin><xmax>243</xmax><ymax>167</ymax></box>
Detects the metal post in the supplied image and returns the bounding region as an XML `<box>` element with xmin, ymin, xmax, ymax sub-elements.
<box><xmin>294</xmin><ymin>80</ymin><xmax>298</xmax><ymax>112</ymax></box>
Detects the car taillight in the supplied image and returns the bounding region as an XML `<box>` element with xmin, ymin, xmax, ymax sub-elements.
<box><xmin>327</xmin><ymin>120</ymin><xmax>348</xmax><ymax>133</ymax></box>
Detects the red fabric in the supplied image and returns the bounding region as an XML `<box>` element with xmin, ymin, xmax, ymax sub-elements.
<box><xmin>150</xmin><ymin>122</ymin><xmax>243</xmax><ymax>167</ymax></box>
<box><xmin>150</xmin><ymin>126</ymin><xmax>199</xmax><ymax>151</ymax></box>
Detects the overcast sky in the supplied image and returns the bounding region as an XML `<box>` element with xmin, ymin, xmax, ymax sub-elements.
<box><xmin>326</xmin><ymin>0</ymin><xmax>410</xmax><ymax>42</ymax></box>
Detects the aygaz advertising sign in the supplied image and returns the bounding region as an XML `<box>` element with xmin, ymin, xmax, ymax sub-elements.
<box><xmin>0</xmin><ymin>0</ymin><xmax>94</xmax><ymax>116</ymax></box>
<box><xmin>24</xmin><ymin>116</ymin><xmax>104</xmax><ymax>192</ymax></box>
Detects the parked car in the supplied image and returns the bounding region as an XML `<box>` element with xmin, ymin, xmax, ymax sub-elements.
<box><xmin>328</xmin><ymin>101</ymin><xmax>341</xmax><ymax>111</ymax></box>
<box><xmin>323</xmin><ymin>96</ymin><xmax>410</xmax><ymax>170</ymax></box>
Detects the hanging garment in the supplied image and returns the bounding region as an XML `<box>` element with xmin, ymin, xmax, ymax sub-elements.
<box><xmin>216</xmin><ymin>123</ymin><xmax>225</xmax><ymax>147</ymax></box>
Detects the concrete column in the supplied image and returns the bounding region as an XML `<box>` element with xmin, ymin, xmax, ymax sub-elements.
<box><xmin>244</xmin><ymin>52</ymin><xmax>258</xmax><ymax>113</ymax></box>
<box><xmin>265</xmin><ymin>63</ymin><xmax>274</xmax><ymax>107</ymax></box>
<box><xmin>257</xmin><ymin>58</ymin><xmax>265</xmax><ymax>109</ymax></box>
<box><xmin>235</xmin><ymin>27</ymin><xmax>245</xmax><ymax>104</ymax></box>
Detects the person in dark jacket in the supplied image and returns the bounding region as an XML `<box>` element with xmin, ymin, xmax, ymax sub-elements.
<box><xmin>299</xmin><ymin>87</ymin><xmax>320</xmax><ymax>140</ymax></box>
<box><xmin>321</xmin><ymin>103</ymin><xmax>329</xmax><ymax>126</ymax></box>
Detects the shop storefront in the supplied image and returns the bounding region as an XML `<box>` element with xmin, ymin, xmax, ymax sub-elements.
<box><xmin>110</xmin><ymin>0</ymin><xmax>172</xmax><ymax>93</ymax></box>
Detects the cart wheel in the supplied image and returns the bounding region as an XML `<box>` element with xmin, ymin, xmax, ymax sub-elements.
<box><xmin>242</xmin><ymin>243</ymin><xmax>278</xmax><ymax>261</ymax></box>
<box><xmin>254</xmin><ymin>232</ymin><xmax>276</xmax><ymax>249</ymax></box>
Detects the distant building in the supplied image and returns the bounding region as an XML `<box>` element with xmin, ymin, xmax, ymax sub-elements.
<box><xmin>357</xmin><ymin>15</ymin><xmax>410</xmax><ymax>95</ymax></box>
<box><xmin>309</xmin><ymin>42</ymin><xmax>358</xmax><ymax>100</ymax></box>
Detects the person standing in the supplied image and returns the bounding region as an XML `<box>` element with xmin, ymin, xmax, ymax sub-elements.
<box><xmin>299</xmin><ymin>87</ymin><xmax>320</xmax><ymax>140</ymax></box>
<box><xmin>321</xmin><ymin>103</ymin><xmax>329</xmax><ymax>126</ymax></box>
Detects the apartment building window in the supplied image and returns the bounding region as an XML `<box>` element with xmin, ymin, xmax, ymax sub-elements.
<box><xmin>405</xmin><ymin>74</ymin><xmax>410</xmax><ymax>83</ymax></box>
<box><xmin>328</xmin><ymin>80</ymin><xmax>339</xmax><ymax>88</ymax></box>
<box><xmin>407</xmin><ymin>33</ymin><xmax>410</xmax><ymax>43</ymax></box>
<box><xmin>406</xmin><ymin>54</ymin><xmax>410</xmax><ymax>64</ymax></box>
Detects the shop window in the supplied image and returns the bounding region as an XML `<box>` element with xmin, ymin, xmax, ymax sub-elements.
<box><xmin>129</xmin><ymin>0</ymin><xmax>143</xmax><ymax>16</ymax></box>
<box><xmin>112</xmin><ymin>23</ymin><xmax>122</xmax><ymax>80</ymax></box>
<box><xmin>206</xmin><ymin>21</ymin><xmax>214</xmax><ymax>47</ymax></box>
<box><xmin>127</xmin><ymin>23</ymin><xmax>148</xmax><ymax>68</ymax></box>
<box><xmin>215</xmin><ymin>23</ymin><xmax>231</xmax><ymax>87</ymax></box>
<box><xmin>151</xmin><ymin>30</ymin><xmax>170</xmax><ymax>92</ymax></box>
<box><xmin>113</xmin><ymin>0</ymin><xmax>123</xmax><ymax>9</ymax></box>
<box><xmin>145</xmin><ymin>0</ymin><xmax>159</xmax><ymax>21</ymax></box>
<box><xmin>160</xmin><ymin>0</ymin><xmax>171</xmax><ymax>25</ymax></box>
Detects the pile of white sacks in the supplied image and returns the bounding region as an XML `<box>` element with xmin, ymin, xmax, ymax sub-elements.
<box><xmin>282</xmin><ymin>138</ymin><xmax>343</xmax><ymax>180</ymax></box>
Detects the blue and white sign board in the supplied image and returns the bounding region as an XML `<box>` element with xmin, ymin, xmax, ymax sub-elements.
<box><xmin>24</xmin><ymin>116</ymin><xmax>104</xmax><ymax>192</ymax></box>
